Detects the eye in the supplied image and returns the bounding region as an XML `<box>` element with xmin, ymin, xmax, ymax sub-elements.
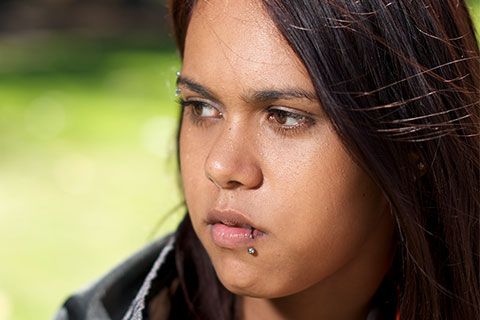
<box><xmin>268</xmin><ymin>109</ymin><xmax>306</xmax><ymax>126</ymax></box>
<box><xmin>180</xmin><ymin>99</ymin><xmax>222</xmax><ymax>119</ymax></box>
<box><xmin>266</xmin><ymin>108</ymin><xmax>315</xmax><ymax>137</ymax></box>
<box><xmin>191</xmin><ymin>101</ymin><xmax>221</xmax><ymax>118</ymax></box>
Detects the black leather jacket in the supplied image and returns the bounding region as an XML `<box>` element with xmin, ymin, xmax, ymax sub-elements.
<box><xmin>54</xmin><ymin>235</ymin><xmax>176</xmax><ymax>320</ymax></box>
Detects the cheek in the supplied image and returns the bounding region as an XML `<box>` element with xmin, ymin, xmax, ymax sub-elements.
<box><xmin>262</xmin><ymin>126</ymin><xmax>383</xmax><ymax>234</ymax></box>
<box><xmin>179</xmin><ymin>123</ymin><xmax>204</xmax><ymax>209</ymax></box>
<box><xmin>289</xmin><ymin>166</ymin><xmax>386</xmax><ymax>263</ymax></box>
<box><xmin>256</xmin><ymin>133</ymin><xmax>388</xmax><ymax>290</ymax></box>
<box><xmin>179</xmin><ymin>120</ymin><xmax>218</xmax><ymax>228</ymax></box>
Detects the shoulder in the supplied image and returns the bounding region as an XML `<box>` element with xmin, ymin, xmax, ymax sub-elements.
<box><xmin>53</xmin><ymin>234</ymin><xmax>176</xmax><ymax>320</ymax></box>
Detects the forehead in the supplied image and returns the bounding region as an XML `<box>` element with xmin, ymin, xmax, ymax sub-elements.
<box><xmin>182</xmin><ymin>0</ymin><xmax>312</xmax><ymax>94</ymax></box>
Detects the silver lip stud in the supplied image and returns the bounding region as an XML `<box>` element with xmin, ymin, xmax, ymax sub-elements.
<box><xmin>248</xmin><ymin>247</ymin><xmax>256</xmax><ymax>255</ymax></box>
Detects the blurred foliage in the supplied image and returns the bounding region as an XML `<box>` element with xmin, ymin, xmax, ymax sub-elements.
<box><xmin>470</xmin><ymin>0</ymin><xmax>480</xmax><ymax>35</ymax></box>
<box><xmin>0</xmin><ymin>33</ymin><xmax>182</xmax><ymax>320</ymax></box>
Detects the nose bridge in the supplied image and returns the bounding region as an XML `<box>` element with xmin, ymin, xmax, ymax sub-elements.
<box><xmin>205</xmin><ymin>119</ymin><xmax>263</xmax><ymax>190</ymax></box>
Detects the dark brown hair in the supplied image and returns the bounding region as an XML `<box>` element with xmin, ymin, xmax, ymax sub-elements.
<box><xmin>169</xmin><ymin>1</ymin><xmax>480</xmax><ymax>319</ymax></box>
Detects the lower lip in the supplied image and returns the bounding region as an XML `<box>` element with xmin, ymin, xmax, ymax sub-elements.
<box><xmin>210</xmin><ymin>223</ymin><xmax>264</xmax><ymax>249</ymax></box>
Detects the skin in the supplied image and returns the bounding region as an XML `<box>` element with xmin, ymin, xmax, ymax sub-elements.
<box><xmin>178</xmin><ymin>0</ymin><xmax>395</xmax><ymax>319</ymax></box>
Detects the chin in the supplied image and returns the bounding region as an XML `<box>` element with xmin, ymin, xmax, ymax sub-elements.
<box><xmin>221</xmin><ymin>280</ymin><xmax>298</xmax><ymax>299</ymax></box>
<box><xmin>212</xmin><ymin>258</ymin><xmax>266</xmax><ymax>295</ymax></box>
<box><xmin>221</xmin><ymin>279</ymin><xmax>273</xmax><ymax>298</ymax></box>
<box><xmin>216</xmin><ymin>266</ymin><xmax>256</xmax><ymax>289</ymax></box>
<box><xmin>214</xmin><ymin>266</ymin><xmax>289</xmax><ymax>299</ymax></box>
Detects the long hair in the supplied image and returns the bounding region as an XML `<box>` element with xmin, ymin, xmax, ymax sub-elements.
<box><xmin>169</xmin><ymin>1</ymin><xmax>480</xmax><ymax>319</ymax></box>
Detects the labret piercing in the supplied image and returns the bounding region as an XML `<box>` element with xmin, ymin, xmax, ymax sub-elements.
<box><xmin>248</xmin><ymin>227</ymin><xmax>256</xmax><ymax>255</ymax></box>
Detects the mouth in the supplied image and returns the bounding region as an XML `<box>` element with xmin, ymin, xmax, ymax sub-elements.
<box><xmin>207</xmin><ymin>210</ymin><xmax>265</xmax><ymax>249</ymax></box>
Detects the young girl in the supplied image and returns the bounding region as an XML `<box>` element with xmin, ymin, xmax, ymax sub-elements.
<box><xmin>55</xmin><ymin>0</ymin><xmax>480</xmax><ymax>319</ymax></box>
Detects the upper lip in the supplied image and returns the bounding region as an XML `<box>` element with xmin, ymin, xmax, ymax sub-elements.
<box><xmin>207</xmin><ymin>209</ymin><xmax>262</xmax><ymax>231</ymax></box>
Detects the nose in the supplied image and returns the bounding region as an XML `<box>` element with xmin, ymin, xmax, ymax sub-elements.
<box><xmin>205</xmin><ymin>125</ymin><xmax>263</xmax><ymax>190</ymax></box>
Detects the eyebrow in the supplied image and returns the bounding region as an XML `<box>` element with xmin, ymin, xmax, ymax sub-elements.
<box><xmin>177</xmin><ymin>76</ymin><xmax>318</xmax><ymax>103</ymax></box>
<box><xmin>177</xmin><ymin>76</ymin><xmax>217</xmax><ymax>101</ymax></box>
<box><xmin>247</xmin><ymin>89</ymin><xmax>318</xmax><ymax>102</ymax></box>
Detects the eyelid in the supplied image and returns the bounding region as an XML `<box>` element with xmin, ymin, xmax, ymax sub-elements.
<box><xmin>266</xmin><ymin>105</ymin><xmax>314</xmax><ymax>119</ymax></box>
<box><xmin>184</xmin><ymin>96</ymin><xmax>222</xmax><ymax>109</ymax></box>
<box><xmin>265</xmin><ymin>105</ymin><xmax>317</xmax><ymax>136</ymax></box>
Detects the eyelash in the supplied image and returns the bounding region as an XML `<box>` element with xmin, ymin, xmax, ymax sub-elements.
<box><xmin>178</xmin><ymin>98</ymin><xmax>314</xmax><ymax>136</ymax></box>
<box><xmin>266</xmin><ymin>108</ymin><xmax>314</xmax><ymax>137</ymax></box>
<box><xmin>179</xmin><ymin>98</ymin><xmax>219</xmax><ymax>127</ymax></box>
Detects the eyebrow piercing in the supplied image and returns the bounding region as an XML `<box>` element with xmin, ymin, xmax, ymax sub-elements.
<box><xmin>176</xmin><ymin>71</ymin><xmax>181</xmax><ymax>77</ymax></box>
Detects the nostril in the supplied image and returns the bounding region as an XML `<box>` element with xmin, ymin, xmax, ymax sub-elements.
<box><xmin>225</xmin><ymin>181</ymin><xmax>242</xmax><ymax>189</ymax></box>
<box><xmin>207</xmin><ymin>173</ymin><xmax>242</xmax><ymax>189</ymax></box>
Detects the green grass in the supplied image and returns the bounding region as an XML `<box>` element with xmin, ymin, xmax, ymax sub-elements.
<box><xmin>0</xmin><ymin>33</ymin><xmax>183</xmax><ymax>320</ymax></box>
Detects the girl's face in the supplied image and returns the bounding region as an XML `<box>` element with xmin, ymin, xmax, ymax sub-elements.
<box><xmin>179</xmin><ymin>0</ymin><xmax>394</xmax><ymax>301</ymax></box>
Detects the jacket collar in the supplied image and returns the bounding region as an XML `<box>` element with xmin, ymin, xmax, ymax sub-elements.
<box><xmin>123</xmin><ymin>236</ymin><xmax>176</xmax><ymax>320</ymax></box>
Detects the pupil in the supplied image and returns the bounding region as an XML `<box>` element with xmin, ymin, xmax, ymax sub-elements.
<box><xmin>193</xmin><ymin>104</ymin><xmax>203</xmax><ymax>115</ymax></box>
<box><xmin>275</xmin><ymin>111</ymin><xmax>287</xmax><ymax>124</ymax></box>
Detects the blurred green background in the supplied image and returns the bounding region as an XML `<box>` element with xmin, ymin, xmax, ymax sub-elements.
<box><xmin>0</xmin><ymin>1</ymin><xmax>183</xmax><ymax>319</ymax></box>
<box><xmin>0</xmin><ymin>1</ymin><xmax>478</xmax><ymax>319</ymax></box>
